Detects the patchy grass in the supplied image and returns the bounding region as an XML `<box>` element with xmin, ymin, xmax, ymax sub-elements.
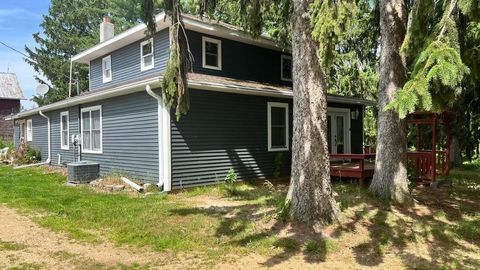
<box><xmin>0</xmin><ymin>165</ymin><xmax>479</xmax><ymax>269</ymax></box>
<box><xmin>0</xmin><ymin>240</ymin><xmax>26</xmax><ymax>251</ymax></box>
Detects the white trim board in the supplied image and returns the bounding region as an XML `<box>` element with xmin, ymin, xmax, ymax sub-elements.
<box><xmin>202</xmin><ymin>36</ymin><xmax>222</xmax><ymax>70</ymax></box>
<box><xmin>102</xmin><ymin>55</ymin><xmax>112</xmax><ymax>83</ymax></box>
<box><xmin>80</xmin><ymin>105</ymin><xmax>103</xmax><ymax>154</ymax></box>
<box><xmin>267</xmin><ymin>102</ymin><xmax>289</xmax><ymax>152</ymax></box>
<box><xmin>140</xmin><ymin>38</ymin><xmax>155</xmax><ymax>72</ymax></box>
<box><xmin>60</xmin><ymin>111</ymin><xmax>70</xmax><ymax>150</ymax></box>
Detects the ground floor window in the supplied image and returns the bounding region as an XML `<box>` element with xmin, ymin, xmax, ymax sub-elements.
<box><xmin>26</xmin><ymin>119</ymin><xmax>32</xmax><ymax>142</ymax></box>
<box><xmin>268</xmin><ymin>102</ymin><xmax>289</xmax><ymax>152</ymax></box>
<box><xmin>81</xmin><ymin>106</ymin><xmax>102</xmax><ymax>153</ymax></box>
<box><xmin>60</xmin><ymin>111</ymin><xmax>69</xmax><ymax>150</ymax></box>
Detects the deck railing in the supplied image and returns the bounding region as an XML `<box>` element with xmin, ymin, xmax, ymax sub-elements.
<box><xmin>407</xmin><ymin>150</ymin><xmax>448</xmax><ymax>181</ymax></box>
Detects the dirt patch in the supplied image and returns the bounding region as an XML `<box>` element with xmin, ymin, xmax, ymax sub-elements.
<box><xmin>40</xmin><ymin>165</ymin><xmax>67</xmax><ymax>176</ymax></box>
<box><xmin>0</xmin><ymin>204</ymin><xmax>205</xmax><ymax>270</ymax></box>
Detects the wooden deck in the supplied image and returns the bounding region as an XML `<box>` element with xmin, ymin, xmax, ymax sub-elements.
<box><xmin>330</xmin><ymin>154</ymin><xmax>376</xmax><ymax>187</ymax></box>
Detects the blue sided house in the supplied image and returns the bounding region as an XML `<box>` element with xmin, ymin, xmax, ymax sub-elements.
<box><xmin>9</xmin><ymin>14</ymin><xmax>374</xmax><ymax>191</ymax></box>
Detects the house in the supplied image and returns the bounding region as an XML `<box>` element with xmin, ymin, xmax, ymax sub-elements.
<box><xmin>0</xmin><ymin>72</ymin><xmax>25</xmax><ymax>140</ymax></box>
<box><xmin>8</xmin><ymin>14</ymin><xmax>374</xmax><ymax>191</ymax></box>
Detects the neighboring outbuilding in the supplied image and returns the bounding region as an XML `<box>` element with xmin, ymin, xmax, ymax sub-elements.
<box><xmin>0</xmin><ymin>72</ymin><xmax>25</xmax><ymax>140</ymax></box>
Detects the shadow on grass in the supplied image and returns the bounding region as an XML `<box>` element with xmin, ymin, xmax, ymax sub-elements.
<box><xmin>170</xmin><ymin>189</ymin><xmax>334</xmax><ymax>267</ymax></box>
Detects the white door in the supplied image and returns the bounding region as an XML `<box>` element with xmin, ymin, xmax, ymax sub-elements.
<box><xmin>327</xmin><ymin>109</ymin><xmax>350</xmax><ymax>154</ymax></box>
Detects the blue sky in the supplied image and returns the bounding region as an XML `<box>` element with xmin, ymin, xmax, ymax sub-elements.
<box><xmin>0</xmin><ymin>1</ymin><xmax>50</xmax><ymax>109</ymax></box>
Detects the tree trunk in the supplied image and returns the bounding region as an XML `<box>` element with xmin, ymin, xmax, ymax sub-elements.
<box><xmin>286</xmin><ymin>0</ymin><xmax>340</xmax><ymax>225</ymax></box>
<box><xmin>450</xmin><ymin>135</ymin><xmax>462</xmax><ymax>167</ymax></box>
<box><xmin>369</xmin><ymin>0</ymin><xmax>411</xmax><ymax>203</ymax></box>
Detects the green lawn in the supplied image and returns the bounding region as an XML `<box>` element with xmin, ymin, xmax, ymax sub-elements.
<box><xmin>0</xmin><ymin>164</ymin><xmax>479</xmax><ymax>269</ymax></box>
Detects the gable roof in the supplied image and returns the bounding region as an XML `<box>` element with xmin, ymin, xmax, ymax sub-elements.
<box><xmin>0</xmin><ymin>73</ymin><xmax>25</xmax><ymax>100</ymax></box>
<box><xmin>72</xmin><ymin>13</ymin><xmax>285</xmax><ymax>64</ymax></box>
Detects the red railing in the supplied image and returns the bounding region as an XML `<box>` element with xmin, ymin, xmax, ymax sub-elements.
<box><xmin>407</xmin><ymin>150</ymin><xmax>448</xmax><ymax>181</ymax></box>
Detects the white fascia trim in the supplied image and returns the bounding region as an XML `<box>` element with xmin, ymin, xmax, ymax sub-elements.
<box><xmin>10</xmin><ymin>77</ymin><xmax>163</xmax><ymax>120</ymax></box>
<box><xmin>60</xmin><ymin>111</ymin><xmax>70</xmax><ymax>150</ymax></box>
<box><xmin>188</xmin><ymin>80</ymin><xmax>293</xmax><ymax>98</ymax></box>
<box><xmin>202</xmin><ymin>36</ymin><xmax>222</xmax><ymax>70</ymax></box>
<box><xmin>267</xmin><ymin>102</ymin><xmax>289</xmax><ymax>152</ymax></box>
<box><xmin>80</xmin><ymin>105</ymin><xmax>103</xmax><ymax>154</ymax></box>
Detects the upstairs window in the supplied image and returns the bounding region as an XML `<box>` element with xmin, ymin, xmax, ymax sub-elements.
<box><xmin>281</xmin><ymin>55</ymin><xmax>292</xmax><ymax>81</ymax></box>
<box><xmin>26</xmin><ymin>119</ymin><xmax>33</xmax><ymax>142</ymax></box>
<box><xmin>202</xmin><ymin>37</ymin><xmax>222</xmax><ymax>70</ymax></box>
<box><xmin>102</xmin><ymin>55</ymin><xmax>112</xmax><ymax>83</ymax></box>
<box><xmin>81</xmin><ymin>106</ymin><xmax>102</xmax><ymax>154</ymax></box>
<box><xmin>267</xmin><ymin>102</ymin><xmax>289</xmax><ymax>151</ymax></box>
<box><xmin>60</xmin><ymin>111</ymin><xmax>69</xmax><ymax>150</ymax></box>
<box><xmin>141</xmin><ymin>39</ymin><xmax>154</xmax><ymax>71</ymax></box>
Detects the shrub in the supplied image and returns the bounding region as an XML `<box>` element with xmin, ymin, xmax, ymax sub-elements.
<box><xmin>224</xmin><ymin>168</ymin><xmax>238</xmax><ymax>195</ymax></box>
<box><xmin>275</xmin><ymin>197</ymin><xmax>291</xmax><ymax>222</ymax></box>
<box><xmin>18</xmin><ymin>146</ymin><xmax>42</xmax><ymax>164</ymax></box>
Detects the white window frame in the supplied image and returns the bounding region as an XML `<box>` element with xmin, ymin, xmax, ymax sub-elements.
<box><xmin>19</xmin><ymin>120</ymin><xmax>26</xmax><ymax>140</ymax></box>
<box><xmin>140</xmin><ymin>38</ymin><xmax>154</xmax><ymax>71</ymax></box>
<box><xmin>267</xmin><ymin>102</ymin><xmax>289</xmax><ymax>152</ymax></box>
<box><xmin>281</xmin><ymin>55</ymin><xmax>293</xmax><ymax>82</ymax></box>
<box><xmin>202</xmin><ymin>36</ymin><xmax>222</xmax><ymax>70</ymax></box>
<box><xmin>102</xmin><ymin>55</ymin><xmax>112</xmax><ymax>83</ymax></box>
<box><xmin>80</xmin><ymin>105</ymin><xmax>103</xmax><ymax>154</ymax></box>
<box><xmin>26</xmin><ymin>119</ymin><xmax>33</xmax><ymax>142</ymax></box>
<box><xmin>60</xmin><ymin>111</ymin><xmax>70</xmax><ymax>150</ymax></box>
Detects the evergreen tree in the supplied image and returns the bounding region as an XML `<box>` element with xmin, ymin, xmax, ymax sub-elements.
<box><xmin>25</xmin><ymin>0</ymin><xmax>141</xmax><ymax>106</ymax></box>
<box><xmin>369</xmin><ymin>0</ymin><xmax>411</xmax><ymax>203</ymax></box>
<box><xmin>138</xmin><ymin>0</ymin><xmax>378</xmax><ymax>225</ymax></box>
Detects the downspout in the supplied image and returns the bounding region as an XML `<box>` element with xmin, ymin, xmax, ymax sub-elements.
<box><xmin>39</xmin><ymin>111</ymin><xmax>51</xmax><ymax>164</ymax></box>
<box><xmin>146</xmin><ymin>84</ymin><xmax>171</xmax><ymax>191</ymax></box>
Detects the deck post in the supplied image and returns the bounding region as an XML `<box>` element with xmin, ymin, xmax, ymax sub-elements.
<box><xmin>445</xmin><ymin>113</ymin><xmax>451</xmax><ymax>176</ymax></box>
<box><xmin>432</xmin><ymin>115</ymin><xmax>437</xmax><ymax>182</ymax></box>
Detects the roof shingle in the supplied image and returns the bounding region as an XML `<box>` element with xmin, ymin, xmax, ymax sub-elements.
<box><xmin>0</xmin><ymin>73</ymin><xmax>25</xmax><ymax>100</ymax></box>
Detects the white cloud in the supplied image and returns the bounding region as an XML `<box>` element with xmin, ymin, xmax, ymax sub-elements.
<box><xmin>0</xmin><ymin>8</ymin><xmax>41</xmax><ymax>18</ymax></box>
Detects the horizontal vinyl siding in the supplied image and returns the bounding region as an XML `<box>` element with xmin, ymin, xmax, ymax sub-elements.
<box><xmin>171</xmin><ymin>90</ymin><xmax>293</xmax><ymax>189</ymax></box>
<box><xmin>80</xmin><ymin>91</ymin><xmax>159</xmax><ymax>183</ymax></box>
<box><xmin>90</xmin><ymin>29</ymin><xmax>169</xmax><ymax>91</ymax></box>
<box><xmin>49</xmin><ymin>106</ymin><xmax>80</xmax><ymax>165</ymax></box>
<box><xmin>26</xmin><ymin>115</ymin><xmax>48</xmax><ymax>162</ymax></box>
<box><xmin>187</xmin><ymin>30</ymin><xmax>292</xmax><ymax>87</ymax></box>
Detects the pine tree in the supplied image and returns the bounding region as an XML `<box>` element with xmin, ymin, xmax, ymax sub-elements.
<box><xmin>25</xmin><ymin>0</ymin><xmax>141</xmax><ymax>106</ymax></box>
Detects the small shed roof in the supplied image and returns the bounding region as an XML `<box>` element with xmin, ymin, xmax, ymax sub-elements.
<box><xmin>0</xmin><ymin>72</ymin><xmax>26</xmax><ymax>100</ymax></box>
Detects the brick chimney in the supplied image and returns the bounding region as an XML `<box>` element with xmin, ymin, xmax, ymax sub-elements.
<box><xmin>100</xmin><ymin>16</ymin><xmax>114</xmax><ymax>42</ymax></box>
